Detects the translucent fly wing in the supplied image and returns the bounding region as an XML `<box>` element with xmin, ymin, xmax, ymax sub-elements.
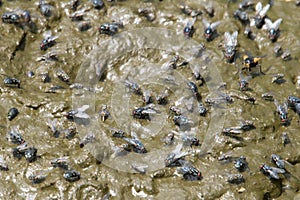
<box><xmin>274</xmin><ymin>99</ymin><xmax>280</xmax><ymax>108</ymax></box>
<box><xmin>130</xmin><ymin>131</ymin><xmax>139</xmax><ymax>139</ymax></box>
<box><xmin>202</xmin><ymin>18</ymin><xmax>211</xmax><ymax>29</ymax></box>
<box><xmin>77</xmin><ymin>105</ymin><xmax>89</xmax><ymax>112</ymax></box>
<box><xmin>43</xmin><ymin>30</ymin><xmax>52</xmax><ymax>38</ymax></box>
<box><xmin>255</xmin><ymin>2</ymin><xmax>262</xmax><ymax>14</ymax></box>
<box><xmin>264</xmin><ymin>18</ymin><xmax>273</xmax><ymax>29</ymax></box>
<box><xmin>131</xmin><ymin>164</ymin><xmax>148</xmax><ymax>174</ymax></box>
<box><xmin>260</xmin><ymin>4</ymin><xmax>270</xmax><ymax>17</ymax></box>
<box><xmin>231</xmin><ymin>31</ymin><xmax>238</xmax><ymax>47</ymax></box>
<box><xmin>187</xmin><ymin>18</ymin><xmax>196</xmax><ymax>27</ymax></box>
<box><xmin>270</xmin><ymin>166</ymin><xmax>286</xmax><ymax>174</ymax></box>
<box><xmin>273</xmin><ymin>18</ymin><xmax>282</xmax><ymax>30</ymax></box>
<box><xmin>211</xmin><ymin>21</ymin><xmax>221</xmax><ymax>30</ymax></box>
<box><xmin>143</xmin><ymin>110</ymin><xmax>157</xmax><ymax>115</ymax></box>
<box><xmin>224</xmin><ymin>32</ymin><xmax>231</xmax><ymax>46</ymax></box>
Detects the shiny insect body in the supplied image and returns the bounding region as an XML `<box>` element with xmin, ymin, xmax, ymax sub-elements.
<box><xmin>274</xmin><ymin>100</ymin><xmax>288</xmax><ymax>125</ymax></box>
<box><xmin>295</xmin><ymin>103</ymin><xmax>300</xmax><ymax>116</ymax></box>
<box><xmin>40</xmin><ymin>31</ymin><xmax>58</xmax><ymax>51</ymax></box>
<box><xmin>24</xmin><ymin>147</ymin><xmax>38</xmax><ymax>163</ymax></box>
<box><xmin>99</xmin><ymin>22</ymin><xmax>120</xmax><ymax>36</ymax></box>
<box><xmin>69</xmin><ymin>9</ymin><xmax>85</xmax><ymax>21</ymax></box>
<box><xmin>233</xmin><ymin>10</ymin><xmax>249</xmax><ymax>24</ymax></box>
<box><xmin>198</xmin><ymin>102</ymin><xmax>207</xmax><ymax>116</ymax></box>
<box><xmin>271</xmin><ymin>154</ymin><xmax>292</xmax><ymax>169</ymax></box>
<box><xmin>227</xmin><ymin>173</ymin><xmax>245</xmax><ymax>184</ymax></box>
<box><xmin>8</xmin><ymin>108</ymin><xmax>19</xmax><ymax>121</ymax></box>
<box><xmin>7</xmin><ymin>127</ymin><xmax>25</xmax><ymax>145</ymax></box>
<box><xmin>223</xmin><ymin>31</ymin><xmax>238</xmax><ymax>63</ymax></box>
<box><xmin>178</xmin><ymin>162</ymin><xmax>202</xmax><ymax>181</ymax></box>
<box><xmin>182</xmin><ymin>135</ymin><xmax>200</xmax><ymax>147</ymax></box>
<box><xmin>239</xmin><ymin>73</ymin><xmax>251</xmax><ymax>91</ymax></box>
<box><xmin>271</xmin><ymin>73</ymin><xmax>285</xmax><ymax>84</ymax></box>
<box><xmin>242</xmin><ymin>54</ymin><xmax>264</xmax><ymax>71</ymax></box>
<box><xmin>99</xmin><ymin>105</ymin><xmax>110</xmax><ymax>121</ymax></box>
<box><xmin>222</xmin><ymin>120</ymin><xmax>255</xmax><ymax>135</ymax></box>
<box><xmin>202</xmin><ymin>19</ymin><xmax>221</xmax><ymax>41</ymax></box>
<box><xmin>124</xmin><ymin>80</ymin><xmax>142</xmax><ymax>95</ymax></box>
<box><xmin>239</xmin><ymin>0</ymin><xmax>255</xmax><ymax>10</ymax></box>
<box><xmin>183</xmin><ymin>18</ymin><xmax>195</xmax><ymax>38</ymax></box>
<box><xmin>173</xmin><ymin>115</ymin><xmax>194</xmax><ymax>130</ymax></box>
<box><xmin>12</xmin><ymin>143</ymin><xmax>37</xmax><ymax>162</ymax></box>
<box><xmin>156</xmin><ymin>90</ymin><xmax>169</xmax><ymax>105</ymax></box>
<box><xmin>262</xmin><ymin>92</ymin><xmax>274</xmax><ymax>101</ymax></box>
<box><xmin>56</xmin><ymin>68</ymin><xmax>70</xmax><ymax>82</ymax></box>
<box><xmin>91</xmin><ymin>0</ymin><xmax>104</xmax><ymax>9</ymax></box>
<box><xmin>264</xmin><ymin>18</ymin><xmax>282</xmax><ymax>42</ymax></box>
<box><xmin>111</xmin><ymin>128</ymin><xmax>126</xmax><ymax>138</ymax></box>
<box><xmin>287</xmin><ymin>96</ymin><xmax>300</xmax><ymax>109</ymax></box>
<box><xmin>143</xmin><ymin>90</ymin><xmax>154</xmax><ymax>105</ymax></box>
<box><xmin>281</xmin><ymin>132</ymin><xmax>291</xmax><ymax>146</ymax></box>
<box><xmin>79</xmin><ymin>132</ymin><xmax>95</xmax><ymax>148</ymax></box>
<box><xmin>4</xmin><ymin>77</ymin><xmax>21</xmax><ymax>88</ymax></box>
<box><xmin>63</xmin><ymin>170</ymin><xmax>80</xmax><ymax>182</ymax></box>
<box><xmin>39</xmin><ymin>0</ymin><xmax>53</xmax><ymax>17</ymax></box>
<box><xmin>28</xmin><ymin>173</ymin><xmax>46</xmax><ymax>184</ymax></box>
<box><xmin>253</xmin><ymin>2</ymin><xmax>270</xmax><ymax>29</ymax></box>
<box><xmin>132</xmin><ymin>104</ymin><xmax>157</xmax><ymax>120</ymax></box>
<box><xmin>260</xmin><ymin>164</ymin><xmax>286</xmax><ymax>179</ymax></box>
<box><xmin>123</xmin><ymin>135</ymin><xmax>147</xmax><ymax>154</ymax></box>
<box><xmin>12</xmin><ymin>142</ymin><xmax>28</xmax><ymax>159</ymax></box>
<box><xmin>234</xmin><ymin>156</ymin><xmax>248</xmax><ymax>172</ymax></box>
<box><xmin>1</xmin><ymin>12</ymin><xmax>20</xmax><ymax>24</ymax></box>
<box><xmin>187</xmin><ymin>81</ymin><xmax>201</xmax><ymax>101</ymax></box>
<box><xmin>51</xmin><ymin>157</ymin><xmax>69</xmax><ymax>170</ymax></box>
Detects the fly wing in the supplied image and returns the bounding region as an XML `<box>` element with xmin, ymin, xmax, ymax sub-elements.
<box><xmin>211</xmin><ymin>21</ymin><xmax>221</xmax><ymax>31</ymax></box>
<box><xmin>264</xmin><ymin>18</ymin><xmax>273</xmax><ymax>29</ymax></box>
<box><xmin>77</xmin><ymin>105</ymin><xmax>89</xmax><ymax>112</ymax></box>
<box><xmin>273</xmin><ymin>18</ymin><xmax>282</xmax><ymax>30</ymax></box>
<box><xmin>202</xmin><ymin>18</ymin><xmax>210</xmax><ymax>29</ymax></box>
<box><xmin>231</xmin><ymin>31</ymin><xmax>238</xmax><ymax>47</ymax></box>
<box><xmin>274</xmin><ymin>99</ymin><xmax>280</xmax><ymax>108</ymax></box>
<box><xmin>130</xmin><ymin>131</ymin><xmax>138</xmax><ymax>139</ymax></box>
<box><xmin>43</xmin><ymin>30</ymin><xmax>52</xmax><ymax>38</ymax></box>
<box><xmin>224</xmin><ymin>32</ymin><xmax>231</xmax><ymax>46</ymax></box>
<box><xmin>270</xmin><ymin>166</ymin><xmax>286</xmax><ymax>174</ymax></box>
<box><xmin>75</xmin><ymin>112</ymin><xmax>90</xmax><ymax>119</ymax></box>
<box><xmin>187</xmin><ymin>18</ymin><xmax>196</xmax><ymax>27</ymax></box>
<box><xmin>50</xmin><ymin>35</ymin><xmax>59</xmax><ymax>41</ymax></box>
<box><xmin>260</xmin><ymin>4</ymin><xmax>270</xmax><ymax>17</ymax></box>
<box><xmin>255</xmin><ymin>2</ymin><xmax>262</xmax><ymax>14</ymax></box>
